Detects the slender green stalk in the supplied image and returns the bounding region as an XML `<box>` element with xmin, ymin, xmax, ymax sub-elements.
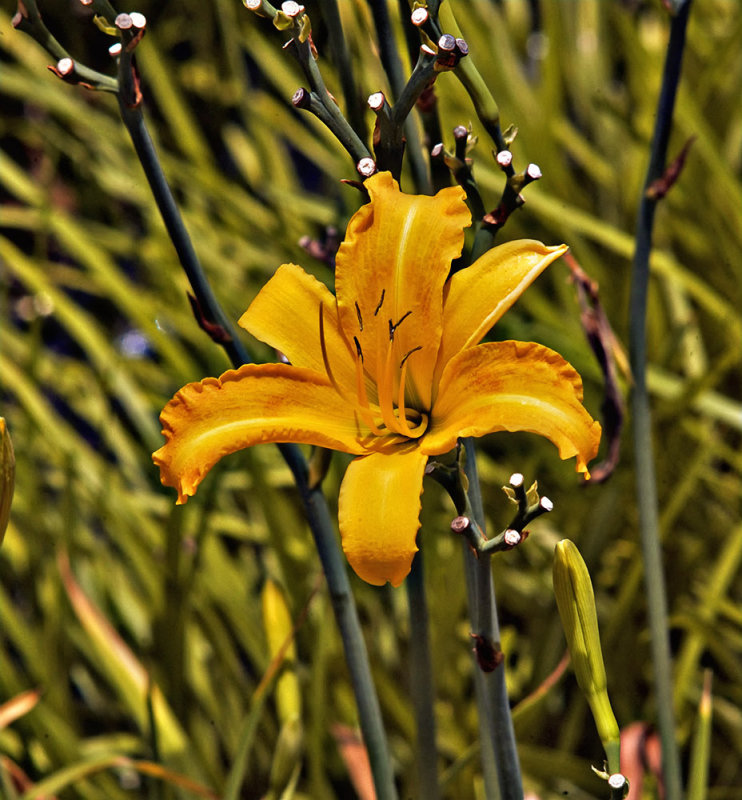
<box><xmin>317</xmin><ymin>0</ymin><xmax>368</xmax><ymax>142</ymax></box>
<box><xmin>462</xmin><ymin>438</ymin><xmax>522</xmax><ymax>800</ymax></box>
<box><xmin>406</xmin><ymin>551</ymin><xmax>439</xmax><ymax>800</ymax></box>
<box><xmin>628</xmin><ymin>3</ymin><xmax>692</xmax><ymax>799</ymax></box>
<box><xmin>116</xmin><ymin>52</ymin><xmax>397</xmax><ymax>800</ymax></box>
<box><xmin>367</xmin><ymin>0</ymin><xmax>431</xmax><ymax>191</ymax></box>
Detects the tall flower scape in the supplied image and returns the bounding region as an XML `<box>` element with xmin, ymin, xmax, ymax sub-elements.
<box><xmin>154</xmin><ymin>172</ymin><xmax>601</xmax><ymax>586</ymax></box>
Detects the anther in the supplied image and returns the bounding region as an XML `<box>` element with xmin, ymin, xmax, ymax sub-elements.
<box><xmin>353</xmin><ymin>336</ymin><xmax>363</xmax><ymax>362</ymax></box>
<box><xmin>355</xmin><ymin>301</ymin><xmax>363</xmax><ymax>331</ymax></box>
<box><xmin>374</xmin><ymin>289</ymin><xmax>385</xmax><ymax>316</ymax></box>
<box><xmin>400</xmin><ymin>346</ymin><xmax>422</xmax><ymax>368</ymax></box>
<box><xmin>391</xmin><ymin>310</ymin><xmax>412</xmax><ymax>331</ymax></box>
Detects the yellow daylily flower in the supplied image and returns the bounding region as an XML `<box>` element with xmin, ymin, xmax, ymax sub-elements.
<box><xmin>153</xmin><ymin>172</ymin><xmax>601</xmax><ymax>586</ymax></box>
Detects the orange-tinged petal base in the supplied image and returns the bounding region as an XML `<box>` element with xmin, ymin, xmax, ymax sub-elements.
<box><xmin>424</xmin><ymin>341</ymin><xmax>601</xmax><ymax>475</ymax></box>
<box><xmin>154</xmin><ymin>364</ymin><xmax>367</xmax><ymax>503</ymax></box>
<box><xmin>338</xmin><ymin>447</ymin><xmax>428</xmax><ymax>586</ymax></box>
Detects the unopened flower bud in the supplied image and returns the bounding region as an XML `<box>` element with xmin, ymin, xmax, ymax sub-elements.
<box><xmin>115</xmin><ymin>13</ymin><xmax>133</xmax><ymax>29</ymax></box>
<box><xmin>553</xmin><ymin>539</ymin><xmax>620</xmax><ymax>772</ymax></box>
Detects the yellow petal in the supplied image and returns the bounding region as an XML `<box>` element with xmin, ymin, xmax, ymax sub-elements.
<box><xmin>423</xmin><ymin>341</ymin><xmax>601</xmax><ymax>475</ymax></box>
<box><xmin>338</xmin><ymin>447</ymin><xmax>428</xmax><ymax>586</ymax></box>
<box><xmin>334</xmin><ymin>172</ymin><xmax>470</xmax><ymax>408</ymax></box>
<box><xmin>154</xmin><ymin>364</ymin><xmax>367</xmax><ymax>503</ymax></box>
<box><xmin>436</xmin><ymin>241</ymin><xmax>568</xmax><ymax>376</ymax></box>
<box><xmin>239</xmin><ymin>264</ymin><xmax>356</xmax><ymax>390</ymax></box>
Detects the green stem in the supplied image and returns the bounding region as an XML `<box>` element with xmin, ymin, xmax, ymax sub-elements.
<box><xmin>116</xmin><ymin>54</ymin><xmax>396</xmax><ymax>800</ymax></box>
<box><xmin>628</xmin><ymin>4</ymin><xmax>691</xmax><ymax>800</ymax></box>
<box><xmin>367</xmin><ymin>0</ymin><xmax>431</xmax><ymax>191</ymax></box>
<box><xmin>317</xmin><ymin>0</ymin><xmax>368</xmax><ymax>143</ymax></box>
<box><xmin>406</xmin><ymin>550</ymin><xmax>439</xmax><ymax>800</ymax></box>
<box><xmin>461</xmin><ymin>438</ymin><xmax>522</xmax><ymax>800</ymax></box>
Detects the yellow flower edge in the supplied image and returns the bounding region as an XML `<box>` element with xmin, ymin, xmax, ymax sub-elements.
<box><xmin>154</xmin><ymin>172</ymin><xmax>601</xmax><ymax>586</ymax></box>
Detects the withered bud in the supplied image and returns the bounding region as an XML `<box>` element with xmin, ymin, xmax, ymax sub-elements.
<box><xmin>451</xmin><ymin>515</ymin><xmax>470</xmax><ymax>534</ymax></box>
<box><xmin>292</xmin><ymin>88</ymin><xmax>311</xmax><ymax>108</ymax></box>
<box><xmin>496</xmin><ymin>150</ymin><xmax>513</xmax><ymax>168</ymax></box>
<box><xmin>509</xmin><ymin>472</ymin><xmax>524</xmax><ymax>487</ymax></box>
<box><xmin>453</xmin><ymin>125</ymin><xmax>468</xmax><ymax>141</ymax></box>
<box><xmin>367</xmin><ymin>92</ymin><xmax>385</xmax><ymax>111</ymax></box>
<box><xmin>115</xmin><ymin>13</ymin><xmax>133</xmax><ymax>30</ymax></box>
<box><xmin>430</xmin><ymin>142</ymin><xmax>444</xmax><ymax>158</ymax></box>
<box><xmin>356</xmin><ymin>157</ymin><xmax>377</xmax><ymax>178</ymax></box>
<box><xmin>455</xmin><ymin>38</ymin><xmax>469</xmax><ymax>57</ymax></box>
<box><xmin>420</xmin><ymin>43</ymin><xmax>436</xmax><ymax>56</ymax></box>
<box><xmin>411</xmin><ymin>7</ymin><xmax>428</xmax><ymax>26</ymax></box>
<box><xmin>282</xmin><ymin>1</ymin><xmax>305</xmax><ymax>16</ymax></box>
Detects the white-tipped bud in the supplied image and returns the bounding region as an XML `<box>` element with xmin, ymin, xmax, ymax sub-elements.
<box><xmin>129</xmin><ymin>12</ymin><xmax>147</xmax><ymax>29</ymax></box>
<box><xmin>504</xmin><ymin>529</ymin><xmax>522</xmax><ymax>547</ymax></box>
<box><xmin>281</xmin><ymin>1</ymin><xmax>304</xmax><ymax>16</ymax></box>
<box><xmin>79</xmin><ymin>0</ymin><xmax>94</xmax><ymax>5</ymax></box>
<box><xmin>245</xmin><ymin>0</ymin><xmax>262</xmax><ymax>8</ymax></box>
<box><xmin>496</xmin><ymin>150</ymin><xmax>513</xmax><ymax>168</ymax></box>
<box><xmin>608</xmin><ymin>774</ymin><xmax>628</xmax><ymax>790</ymax></box>
<box><xmin>367</xmin><ymin>92</ymin><xmax>385</xmax><ymax>111</ymax></box>
<box><xmin>356</xmin><ymin>157</ymin><xmax>377</xmax><ymax>178</ymax></box>
<box><xmin>420</xmin><ymin>43</ymin><xmax>436</xmax><ymax>56</ymax></box>
<box><xmin>411</xmin><ymin>7</ymin><xmax>428</xmax><ymax>26</ymax></box>
<box><xmin>451</xmin><ymin>515</ymin><xmax>470</xmax><ymax>534</ymax></box>
<box><xmin>56</xmin><ymin>58</ymin><xmax>74</xmax><ymax>76</ymax></box>
<box><xmin>430</xmin><ymin>143</ymin><xmax>444</xmax><ymax>158</ymax></box>
<box><xmin>509</xmin><ymin>472</ymin><xmax>524</xmax><ymax>487</ymax></box>
<box><xmin>540</xmin><ymin>496</ymin><xmax>554</xmax><ymax>512</ymax></box>
<box><xmin>109</xmin><ymin>42</ymin><xmax>123</xmax><ymax>57</ymax></box>
<box><xmin>115</xmin><ymin>13</ymin><xmax>133</xmax><ymax>29</ymax></box>
<box><xmin>526</xmin><ymin>163</ymin><xmax>542</xmax><ymax>180</ymax></box>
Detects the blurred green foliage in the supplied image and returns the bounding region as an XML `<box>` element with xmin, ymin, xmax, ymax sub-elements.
<box><xmin>0</xmin><ymin>1</ymin><xmax>740</xmax><ymax>797</ymax></box>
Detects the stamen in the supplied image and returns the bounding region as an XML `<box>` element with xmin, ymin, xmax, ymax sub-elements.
<box><xmin>376</xmin><ymin>338</ymin><xmax>406</xmax><ymax>435</ymax></box>
<box><xmin>353</xmin><ymin>335</ymin><xmax>364</xmax><ymax>362</ymax></box>
<box><xmin>395</xmin><ymin>355</ymin><xmax>416</xmax><ymax>438</ymax></box>
<box><xmin>319</xmin><ymin>303</ymin><xmax>345</xmax><ymax>398</ymax></box>
<box><xmin>355</xmin><ymin>301</ymin><xmax>363</xmax><ymax>331</ymax></box>
<box><xmin>353</xmin><ymin>341</ymin><xmax>384</xmax><ymax>436</ymax></box>
<box><xmin>388</xmin><ymin>319</ymin><xmax>395</xmax><ymax>341</ymax></box>
<box><xmin>374</xmin><ymin>288</ymin><xmax>385</xmax><ymax>316</ymax></box>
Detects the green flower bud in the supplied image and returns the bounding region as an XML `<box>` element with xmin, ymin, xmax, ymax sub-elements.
<box><xmin>553</xmin><ymin>539</ymin><xmax>620</xmax><ymax>773</ymax></box>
